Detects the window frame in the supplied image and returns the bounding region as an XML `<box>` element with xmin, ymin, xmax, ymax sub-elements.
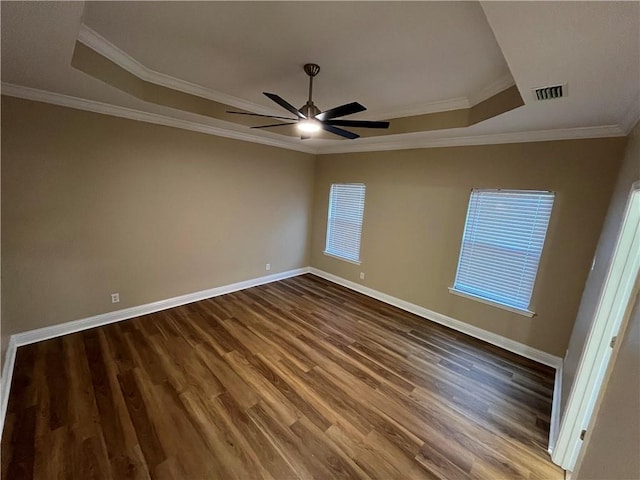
<box><xmin>449</xmin><ymin>188</ymin><xmax>555</xmax><ymax>317</ymax></box>
<box><xmin>324</xmin><ymin>183</ymin><xmax>366</xmax><ymax>264</ymax></box>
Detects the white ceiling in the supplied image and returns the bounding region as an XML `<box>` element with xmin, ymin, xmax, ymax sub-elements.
<box><xmin>80</xmin><ymin>1</ymin><xmax>512</xmax><ymax>119</ymax></box>
<box><xmin>2</xmin><ymin>1</ymin><xmax>639</xmax><ymax>154</ymax></box>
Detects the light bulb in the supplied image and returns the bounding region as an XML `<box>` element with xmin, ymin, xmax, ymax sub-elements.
<box><xmin>297</xmin><ymin>119</ymin><xmax>321</xmax><ymax>133</ymax></box>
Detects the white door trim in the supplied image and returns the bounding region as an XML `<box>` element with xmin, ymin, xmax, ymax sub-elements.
<box><xmin>552</xmin><ymin>181</ymin><xmax>640</xmax><ymax>471</ymax></box>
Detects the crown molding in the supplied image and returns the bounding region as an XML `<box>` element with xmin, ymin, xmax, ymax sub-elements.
<box><xmin>1</xmin><ymin>83</ymin><xmax>317</xmax><ymax>154</ymax></box>
<box><xmin>365</xmin><ymin>96</ymin><xmax>470</xmax><ymax>120</ymax></box>
<box><xmin>77</xmin><ymin>24</ymin><xmax>280</xmax><ymax>117</ymax></box>
<box><xmin>2</xmin><ymin>83</ymin><xmax>629</xmax><ymax>155</ymax></box>
<box><xmin>620</xmin><ymin>100</ymin><xmax>640</xmax><ymax>135</ymax></box>
<box><xmin>316</xmin><ymin>124</ymin><xmax>627</xmax><ymax>155</ymax></box>
<box><xmin>467</xmin><ymin>73</ymin><xmax>516</xmax><ymax>107</ymax></box>
<box><xmin>316</xmin><ymin>74</ymin><xmax>516</xmax><ymax>120</ymax></box>
<box><xmin>78</xmin><ymin>24</ymin><xmax>519</xmax><ymax>122</ymax></box>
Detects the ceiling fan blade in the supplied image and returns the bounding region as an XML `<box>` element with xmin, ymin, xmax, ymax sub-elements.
<box><xmin>315</xmin><ymin>102</ymin><xmax>366</xmax><ymax>121</ymax></box>
<box><xmin>300</xmin><ymin>134</ymin><xmax>311</xmax><ymax>140</ymax></box>
<box><xmin>226</xmin><ymin>111</ymin><xmax>298</xmax><ymax>121</ymax></box>
<box><xmin>263</xmin><ymin>93</ymin><xmax>306</xmax><ymax>119</ymax></box>
<box><xmin>326</xmin><ymin>119</ymin><xmax>390</xmax><ymax>129</ymax></box>
<box><xmin>250</xmin><ymin>122</ymin><xmax>297</xmax><ymax>129</ymax></box>
<box><xmin>322</xmin><ymin>123</ymin><xmax>360</xmax><ymax>139</ymax></box>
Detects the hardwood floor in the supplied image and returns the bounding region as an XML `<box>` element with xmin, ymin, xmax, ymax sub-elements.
<box><xmin>1</xmin><ymin>274</ymin><xmax>563</xmax><ymax>479</ymax></box>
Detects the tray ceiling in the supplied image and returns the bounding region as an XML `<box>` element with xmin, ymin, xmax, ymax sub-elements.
<box><xmin>1</xmin><ymin>1</ymin><xmax>638</xmax><ymax>154</ymax></box>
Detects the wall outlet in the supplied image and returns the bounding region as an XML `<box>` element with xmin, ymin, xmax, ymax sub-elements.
<box><xmin>360</xmin><ymin>272</ymin><xmax>365</xmax><ymax>280</ymax></box>
<box><xmin>266</xmin><ymin>263</ymin><xmax>271</xmax><ymax>271</ymax></box>
<box><xmin>111</xmin><ymin>293</ymin><xmax>120</xmax><ymax>304</ymax></box>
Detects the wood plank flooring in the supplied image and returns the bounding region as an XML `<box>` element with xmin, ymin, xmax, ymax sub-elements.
<box><xmin>1</xmin><ymin>274</ymin><xmax>564</xmax><ymax>479</ymax></box>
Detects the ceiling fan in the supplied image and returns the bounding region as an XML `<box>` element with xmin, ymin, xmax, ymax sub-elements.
<box><xmin>227</xmin><ymin>63</ymin><xmax>390</xmax><ymax>140</ymax></box>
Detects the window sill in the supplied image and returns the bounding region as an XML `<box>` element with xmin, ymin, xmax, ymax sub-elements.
<box><xmin>448</xmin><ymin>287</ymin><xmax>535</xmax><ymax>318</ymax></box>
<box><xmin>323</xmin><ymin>251</ymin><xmax>361</xmax><ymax>265</ymax></box>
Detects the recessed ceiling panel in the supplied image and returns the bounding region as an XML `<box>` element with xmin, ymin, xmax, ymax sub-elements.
<box><xmin>82</xmin><ymin>1</ymin><xmax>513</xmax><ymax>117</ymax></box>
<box><xmin>2</xmin><ymin>1</ymin><xmax>638</xmax><ymax>153</ymax></box>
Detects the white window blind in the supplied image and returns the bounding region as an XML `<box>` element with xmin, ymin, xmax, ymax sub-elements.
<box><xmin>452</xmin><ymin>189</ymin><xmax>555</xmax><ymax>313</ymax></box>
<box><xmin>325</xmin><ymin>183</ymin><xmax>366</xmax><ymax>263</ymax></box>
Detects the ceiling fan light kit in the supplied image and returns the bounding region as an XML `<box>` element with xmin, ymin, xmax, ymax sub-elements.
<box><xmin>298</xmin><ymin>119</ymin><xmax>321</xmax><ymax>133</ymax></box>
<box><xmin>227</xmin><ymin>63</ymin><xmax>390</xmax><ymax>140</ymax></box>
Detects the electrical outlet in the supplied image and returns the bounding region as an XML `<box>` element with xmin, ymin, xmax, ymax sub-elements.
<box><xmin>266</xmin><ymin>263</ymin><xmax>271</xmax><ymax>271</ymax></box>
<box><xmin>111</xmin><ymin>293</ymin><xmax>120</xmax><ymax>304</ymax></box>
<box><xmin>360</xmin><ymin>272</ymin><xmax>365</xmax><ymax>280</ymax></box>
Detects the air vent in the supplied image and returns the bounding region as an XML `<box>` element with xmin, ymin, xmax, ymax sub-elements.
<box><xmin>533</xmin><ymin>84</ymin><xmax>566</xmax><ymax>100</ymax></box>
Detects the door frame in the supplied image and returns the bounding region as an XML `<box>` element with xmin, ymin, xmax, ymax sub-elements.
<box><xmin>552</xmin><ymin>181</ymin><xmax>640</xmax><ymax>471</ymax></box>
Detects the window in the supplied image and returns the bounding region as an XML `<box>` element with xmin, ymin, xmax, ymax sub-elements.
<box><xmin>324</xmin><ymin>183</ymin><xmax>366</xmax><ymax>263</ymax></box>
<box><xmin>450</xmin><ymin>189</ymin><xmax>555</xmax><ymax>316</ymax></box>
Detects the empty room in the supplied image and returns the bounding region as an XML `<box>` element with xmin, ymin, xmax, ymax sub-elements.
<box><xmin>1</xmin><ymin>1</ymin><xmax>639</xmax><ymax>479</ymax></box>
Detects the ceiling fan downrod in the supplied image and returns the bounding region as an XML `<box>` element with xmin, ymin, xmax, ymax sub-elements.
<box><xmin>301</xmin><ymin>63</ymin><xmax>321</xmax><ymax>118</ymax></box>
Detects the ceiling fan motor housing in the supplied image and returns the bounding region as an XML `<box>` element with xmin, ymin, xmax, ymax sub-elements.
<box><xmin>300</xmin><ymin>102</ymin><xmax>321</xmax><ymax>118</ymax></box>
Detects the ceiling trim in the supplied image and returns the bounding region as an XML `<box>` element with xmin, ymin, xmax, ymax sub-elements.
<box><xmin>72</xmin><ymin>38</ymin><xmax>524</xmax><ymax>138</ymax></box>
<box><xmin>77</xmin><ymin>23</ymin><xmax>516</xmax><ymax>121</ymax></box>
<box><xmin>467</xmin><ymin>74</ymin><xmax>516</xmax><ymax>107</ymax></box>
<box><xmin>620</xmin><ymin>101</ymin><xmax>640</xmax><ymax>135</ymax></box>
<box><xmin>0</xmin><ymin>83</ymin><xmax>316</xmax><ymax>154</ymax></box>
<box><xmin>1</xmin><ymin>83</ymin><xmax>628</xmax><ymax>155</ymax></box>
<box><xmin>77</xmin><ymin>24</ymin><xmax>280</xmax><ymax>117</ymax></box>
<box><xmin>364</xmin><ymin>96</ymin><xmax>470</xmax><ymax>120</ymax></box>
<box><xmin>316</xmin><ymin>125</ymin><xmax>627</xmax><ymax>155</ymax></box>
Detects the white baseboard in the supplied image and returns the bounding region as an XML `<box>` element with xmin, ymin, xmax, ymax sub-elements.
<box><xmin>309</xmin><ymin>268</ymin><xmax>564</xmax><ymax>452</ymax></box>
<box><xmin>549</xmin><ymin>361</ymin><xmax>564</xmax><ymax>454</ymax></box>
<box><xmin>0</xmin><ymin>266</ymin><xmax>309</xmax><ymax>437</ymax></box>
<box><xmin>0</xmin><ymin>337</ymin><xmax>18</xmax><ymax>438</ymax></box>
<box><xmin>309</xmin><ymin>268</ymin><xmax>563</xmax><ymax>369</ymax></box>
<box><xmin>13</xmin><ymin>267</ymin><xmax>309</xmax><ymax>347</ymax></box>
<box><xmin>1</xmin><ymin>265</ymin><xmax>563</xmax><ymax>444</ymax></box>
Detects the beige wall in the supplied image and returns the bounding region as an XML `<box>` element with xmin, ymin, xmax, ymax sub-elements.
<box><xmin>565</xmin><ymin>121</ymin><xmax>640</xmax><ymax>479</ymax></box>
<box><xmin>573</xmin><ymin>293</ymin><xmax>640</xmax><ymax>480</ymax></box>
<box><xmin>1</xmin><ymin>96</ymin><xmax>315</xmax><ymax>362</ymax></box>
<box><xmin>310</xmin><ymin>139</ymin><xmax>625</xmax><ymax>356</ymax></box>
<box><xmin>0</xmin><ymin>94</ymin><xmax>631</xmax><ymax>367</ymax></box>
<box><xmin>562</xmin><ymin>121</ymin><xmax>640</xmax><ymax>414</ymax></box>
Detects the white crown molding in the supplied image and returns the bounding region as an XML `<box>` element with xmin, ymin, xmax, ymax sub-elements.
<box><xmin>77</xmin><ymin>25</ymin><xmax>150</xmax><ymax>82</ymax></box>
<box><xmin>619</xmin><ymin>100</ymin><xmax>640</xmax><ymax>135</ymax></box>
<box><xmin>368</xmin><ymin>74</ymin><xmax>515</xmax><ymax>119</ymax></box>
<box><xmin>309</xmin><ymin>268</ymin><xmax>562</xmax><ymax>369</ymax></box>
<box><xmin>467</xmin><ymin>73</ymin><xmax>516</xmax><ymax>106</ymax></box>
<box><xmin>1</xmin><ymin>83</ymin><xmax>317</xmax><ymax>154</ymax></box>
<box><xmin>2</xmin><ymin>83</ymin><xmax>630</xmax><ymax>155</ymax></box>
<box><xmin>77</xmin><ymin>24</ymin><xmax>280</xmax><ymax>117</ymax></box>
<box><xmin>317</xmin><ymin>124</ymin><xmax>627</xmax><ymax>155</ymax></box>
<box><xmin>366</xmin><ymin>96</ymin><xmax>470</xmax><ymax>120</ymax></box>
<box><xmin>78</xmin><ymin>24</ymin><xmax>518</xmax><ymax>121</ymax></box>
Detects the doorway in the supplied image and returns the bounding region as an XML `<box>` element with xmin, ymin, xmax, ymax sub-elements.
<box><xmin>552</xmin><ymin>182</ymin><xmax>640</xmax><ymax>471</ymax></box>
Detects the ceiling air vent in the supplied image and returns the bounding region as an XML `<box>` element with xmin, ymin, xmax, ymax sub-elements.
<box><xmin>533</xmin><ymin>84</ymin><xmax>567</xmax><ymax>101</ymax></box>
